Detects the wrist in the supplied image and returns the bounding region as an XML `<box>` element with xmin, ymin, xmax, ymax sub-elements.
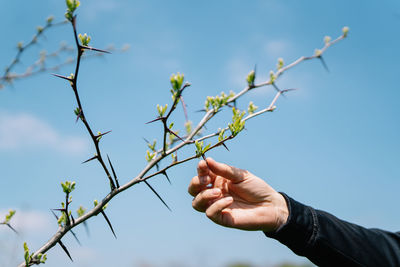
<box><xmin>267</xmin><ymin>192</ymin><xmax>289</xmax><ymax>232</ymax></box>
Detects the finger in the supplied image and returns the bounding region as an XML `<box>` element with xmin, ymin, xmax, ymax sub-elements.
<box><xmin>192</xmin><ymin>188</ymin><xmax>222</xmax><ymax>212</ymax></box>
<box><xmin>205</xmin><ymin>196</ymin><xmax>234</xmax><ymax>225</ymax></box>
<box><xmin>196</xmin><ymin>159</ymin><xmax>210</xmax><ymax>184</ymax></box>
<box><xmin>206</xmin><ymin>157</ymin><xmax>247</xmax><ymax>183</ymax></box>
<box><xmin>188</xmin><ymin>160</ymin><xmax>217</xmax><ymax>197</ymax></box>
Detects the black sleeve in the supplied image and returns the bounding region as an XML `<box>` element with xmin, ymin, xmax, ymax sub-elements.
<box><xmin>264</xmin><ymin>193</ymin><xmax>400</xmax><ymax>267</ymax></box>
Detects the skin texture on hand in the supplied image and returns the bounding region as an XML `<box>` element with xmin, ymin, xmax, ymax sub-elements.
<box><xmin>188</xmin><ymin>157</ymin><xmax>289</xmax><ymax>232</ymax></box>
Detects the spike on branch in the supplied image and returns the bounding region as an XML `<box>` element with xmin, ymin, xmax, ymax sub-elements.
<box><xmin>58</xmin><ymin>240</ymin><xmax>73</xmax><ymax>262</ymax></box>
<box><xmin>81</xmin><ymin>45</ymin><xmax>111</xmax><ymax>54</ymax></box>
<box><xmin>145</xmin><ymin>117</ymin><xmax>164</xmax><ymax>124</ymax></box>
<box><xmin>162</xmin><ymin>171</ymin><xmax>171</xmax><ymax>185</ymax></box>
<box><xmin>143</xmin><ymin>180</ymin><xmax>171</xmax><ymax>211</ymax></box>
<box><xmin>6</xmin><ymin>223</ymin><xmax>18</xmax><ymax>234</ymax></box>
<box><xmin>52</xmin><ymin>73</ymin><xmax>73</xmax><ymax>82</ymax></box>
<box><xmin>100</xmin><ymin>210</ymin><xmax>117</xmax><ymax>239</ymax></box>
<box><xmin>107</xmin><ymin>154</ymin><xmax>120</xmax><ymax>188</ymax></box>
<box><xmin>318</xmin><ymin>56</ymin><xmax>330</xmax><ymax>72</ymax></box>
<box><xmin>70</xmin><ymin>230</ymin><xmax>81</xmax><ymax>245</ymax></box>
<box><xmin>221</xmin><ymin>142</ymin><xmax>230</xmax><ymax>151</ymax></box>
<box><xmin>82</xmin><ymin>155</ymin><xmax>98</xmax><ymax>164</ymax></box>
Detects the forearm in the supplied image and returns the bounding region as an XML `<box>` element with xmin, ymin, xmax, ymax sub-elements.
<box><xmin>265</xmin><ymin>193</ymin><xmax>400</xmax><ymax>267</ymax></box>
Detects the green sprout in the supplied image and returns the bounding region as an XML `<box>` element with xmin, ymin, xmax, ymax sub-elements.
<box><xmin>145</xmin><ymin>150</ymin><xmax>156</xmax><ymax>162</ymax></box>
<box><xmin>184</xmin><ymin>120</ymin><xmax>193</xmax><ymax>135</ymax></box>
<box><xmin>247</xmin><ymin>101</ymin><xmax>258</xmax><ymax>114</ymax></box>
<box><xmin>147</xmin><ymin>139</ymin><xmax>157</xmax><ymax>151</ymax></box>
<box><xmin>324</xmin><ymin>35</ymin><xmax>331</xmax><ymax>44</ymax></box>
<box><xmin>269</xmin><ymin>71</ymin><xmax>276</xmax><ymax>83</ymax></box>
<box><xmin>195</xmin><ymin>141</ymin><xmax>211</xmax><ymax>157</ymax></box>
<box><xmin>342</xmin><ymin>26</ymin><xmax>349</xmax><ymax>37</ymax></box>
<box><xmin>218</xmin><ymin>128</ymin><xmax>226</xmax><ymax>142</ymax></box>
<box><xmin>76</xmin><ymin>206</ymin><xmax>86</xmax><ymax>217</ymax></box>
<box><xmin>314</xmin><ymin>49</ymin><xmax>322</xmax><ymax>57</ymax></box>
<box><xmin>246</xmin><ymin>70</ymin><xmax>255</xmax><ymax>87</ymax></box>
<box><xmin>78</xmin><ymin>33</ymin><xmax>91</xmax><ymax>46</ymax></box>
<box><xmin>61</xmin><ymin>181</ymin><xmax>76</xmax><ymax>194</ymax></box>
<box><xmin>204</xmin><ymin>91</ymin><xmax>234</xmax><ymax>112</ymax></box>
<box><xmin>170</xmin><ymin>72</ymin><xmax>184</xmax><ymax>92</ymax></box>
<box><xmin>228</xmin><ymin>107</ymin><xmax>246</xmax><ymax>137</ymax></box>
<box><xmin>3</xmin><ymin>210</ymin><xmax>16</xmax><ymax>224</ymax></box>
<box><xmin>277</xmin><ymin>58</ymin><xmax>284</xmax><ymax>70</ymax></box>
<box><xmin>157</xmin><ymin>104</ymin><xmax>168</xmax><ymax>117</ymax></box>
<box><xmin>65</xmin><ymin>0</ymin><xmax>80</xmax><ymax>21</ymax></box>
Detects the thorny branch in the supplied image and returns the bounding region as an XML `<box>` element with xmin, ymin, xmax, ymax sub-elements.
<box><xmin>16</xmin><ymin>3</ymin><xmax>348</xmax><ymax>266</ymax></box>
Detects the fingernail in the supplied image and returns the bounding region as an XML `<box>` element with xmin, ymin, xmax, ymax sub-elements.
<box><xmin>199</xmin><ymin>176</ymin><xmax>207</xmax><ymax>184</ymax></box>
<box><xmin>210</xmin><ymin>188</ymin><xmax>221</xmax><ymax>196</ymax></box>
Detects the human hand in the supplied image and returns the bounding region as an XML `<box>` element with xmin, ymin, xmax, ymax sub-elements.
<box><xmin>188</xmin><ymin>157</ymin><xmax>289</xmax><ymax>232</ymax></box>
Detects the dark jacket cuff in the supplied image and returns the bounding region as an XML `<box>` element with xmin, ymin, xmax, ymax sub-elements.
<box><xmin>264</xmin><ymin>193</ymin><xmax>317</xmax><ymax>256</ymax></box>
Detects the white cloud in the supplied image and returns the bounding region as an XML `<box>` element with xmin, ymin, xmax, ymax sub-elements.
<box><xmin>0</xmin><ymin>209</ymin><xmax>52</xmax><ymax>234</ymax></box>
<box><xmin>0</xmin><ymin>112</ymin><xmax>89</xmax><ymax>155</ymax></box>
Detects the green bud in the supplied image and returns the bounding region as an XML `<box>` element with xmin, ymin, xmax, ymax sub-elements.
<box><xmin>76</xmin><ymin>206</ymin><xmax>86</xmax><ymax>217</ymax></box>
<box><xmin>218</xmin><ymin>129</ymin><xmax>226</xmax><ymax>142</ymax></box>
<box><xmin>324</xmin><ymin>35</ymin><xmax>331</xmax><ymax>44</ymax></box>
<box><xmin>61</xmin><ymin>181</ymin><xmax>76</xmax><ymax>194</ymax></box>
<box><xmin>4</xmin><ymin>210</ymin><xmax>16</xmax><ymax>224</ymax></box>
<box><xmin>145</xmin><ymin>150</ymin><xmax>156</xmax><ymax>162</ymax></box>
<box><xmin>47</xmin><ymin>16</ymin><xmax>54</xmax><ymax>24</ymax></box>
<box><xmin>156</xmin><ymin>104</ymin><xmax>168</xmax><ymax>117</ymax></box>
<box><xmin>37</xmin><ymin>26</ymin><xmax>44</xmax><ymax>34</ymax></box>
<box><xmin>342</xmin><ymin>26</ymin><xmax>349</xmax><ymax>37</ymax></box>
<box><xmin>247</xmin><ymin>101</ymin><xmax>258</xmax><ymax>114</ymax></box>
<box><xmin>269</xmin><ymin>71</ymin><xmax>276</xmax><ymax>83</ymax></box>
<box><xmin>23</xmin><ymin>242</ymin><xmax>30</xmax><ymax>265</ymax></box>
<box><xmin>78</xmin><ymin>33</ymin><xmax>91</xmax><ymax>46</ymax></box>
<box><xmin>195</xmin><ymin>141</ymin><xmax>204</xmax><ymax>157</ymax></box>
<box><xmin>314</xmin><ymin>49</ymin><xmax>322</xmax><ymax>57</ymax></box>
<box><xmin>170</xmin><ymin>72</ymin><xmax>184</xmax><ymax>91</ymax></box>
<box><xmin>17</xmin><ymin>42</ymin><xmax>23</xmax><ymax>50</ymax></box>
<box><xmin>185</xmin><ymin>121</ymin><xmax>192</xmax><ymax>135</ymax></box>
<box><xmin>94</xmin><ymin>199</ymin><xmax>99</xmax><ymax>207</ymax></box>
<box><xmin>277</xmin><ymin>58</ymin><xmax>284</xmax><ymax>70</ymax></box>
<box><xmin>74</xmin><ymin>107</ymin><xmax>80</xmax><ymax>116</ymax></box>
<box><xmin>246</xmin><ymin>70</ymin><xmax>255</xmax><ymax>87</ymax></box>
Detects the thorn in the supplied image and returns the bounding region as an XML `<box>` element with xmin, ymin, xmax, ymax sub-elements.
<box><xmin>142</xmin><ymin>137</ymin><xmax>150</xmax><ymax>144</ymax></box>
<box><xmin>167</xmin><ymin>129</ymin><xmax>185</xmax><ymax>142</ymax></box>
<box><xmin>70</xmin><ymin>214</ymin><xmax>76</xmax><ymax>225</ymax></box>
<box><xmin>70</xmin><ymin>230</ymin><xmax>81</xmax><ymax>245</ymax></box>
<box><xmin>52</xmin><ymin>73</ymin><xmax>72</xmax><ymax>82</ymax></box>
<box><xmin>201</xmin><ymin>154</ymin><xmax>210</xmax><ymax>168</ymax></box>
<box><xmin>50</xmin><ymin>209</ymin><xmax>59</xmax><ymax>220</ymax></box>
<box><xmin>156</xmin><ymin>163</ymin><xmax>160</xmax><ymax>172</ymax></box>
<box><xmin>143</xmin><ymin>180</ymin><xmax>171</xmax><ymax>211</ymax></box>
<box><xmin>81</xmin><ymin>45</ymin><xmax>111</xmax><ymax>54</ymax></box>
<box><xmin>6</xmin><ymin>223</ymin><xmax>18</xmax><ymax>234</ymax></box>
<box><xmin>318</xmin><ymin>56</ymin><xmax>330</xmax><ymax>72</ymax></box>
<box><xmin>96</xmin><ymin>130</ymin><xmax>112</xmax><ymax>139</ymax></box>
<box><xmin>83</xmin><ymin>221</ymin><xmax>90</xmax><ymax>237</ymax></box>
<box><xmin>221</xmin><ymin>142</ymin><xmax>230</xmax><ymax>151</ymax></box>
<box><xmin>162</xmin><ymin>171</ymin><xmax>171</xmax><ymax>185</ymax></box>
<box><xmin>146</xmin><ymin>117</ymin><xmax>163</xmax><ymax>124</ymax></box>
<box><xmin>107</xmin><ymin>154</ymin><xmax>120</xmax><ymax>188</ymax></box>
<box><xmin>100</xmin><ymin>210</ymin><xmax>117</xmax><ymax>239</ymax></box>
<box><xmin>58</xmin><ymin>240</ymin><xmax>73</xmax><ymax>262</ymax></box>
<box><xmin>196</xmin><ymin>109</ymin><xmax>207</xmax><ymax>113</ymax></box>
<box><xmin>82</xmin><ymin>155</ymin><xmax>98</xmax><ymax>164</ymax></box>
<box><xmin>272</xmin><ymin>83</ymin><xmax>287</xmax><ymax>99</ymax></box>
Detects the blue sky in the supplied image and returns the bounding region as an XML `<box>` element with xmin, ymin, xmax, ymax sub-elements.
<box><xmin>0</xmin><ymin>0</ymin><xmax>400</xmax><ymax>266</ymax></box>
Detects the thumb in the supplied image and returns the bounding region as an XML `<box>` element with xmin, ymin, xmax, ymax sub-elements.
<box><xmin>206</xmin><ymin>157</ymin><xmax>246</xmax><ymax>183</ymax></box>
